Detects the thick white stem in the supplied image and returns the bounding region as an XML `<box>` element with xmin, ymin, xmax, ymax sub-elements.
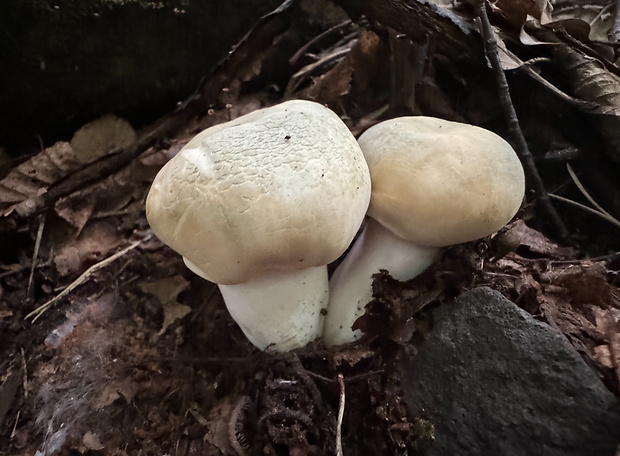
<box><xmin>218</xmin><ymin>266</ymin><xmax>328</xmax><ymax>352</ymax></box>
<box><xmin>323</xmin><ymin>218</ymin><xmax>438</xmax><ymax>347</ymax></box>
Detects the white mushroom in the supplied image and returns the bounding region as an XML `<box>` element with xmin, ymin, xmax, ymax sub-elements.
<box><xmin>146</xmin><ymin>100</ymin><xmax>371</xmax><ymax>352</ymax></box>
<box><xmin>324</xmin><ymin>116</ymin><xmax>525</xmax><ymax>347</ymax></box>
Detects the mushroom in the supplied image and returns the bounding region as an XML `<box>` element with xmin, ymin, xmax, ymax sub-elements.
<box><xmin>323</xmin><ymin>116</ymin><xmax>525</xmax><ymax>347</ymax></box>
<box><xmin>146</xmin><ymin>100</ymin><xmax>371</xmax><ymax>352</ymax></box>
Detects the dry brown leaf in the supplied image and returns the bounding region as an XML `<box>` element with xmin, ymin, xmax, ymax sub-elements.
<box><xmin>0</xmin><ymin>115</ymin><xmax>135</xmax><ymax>216</ymax></box>
<box><xmin>204</xmin><ymin>398</ymin><xmax>234</xmax><ymax>455</ymax></box>
<box><xmin>92</xmin><ymin>383</ymin><xmax>121</xmax><ymax>410</ymax></box>
<box><xmin>93</xmin><ymin>380</ymin><xmax>136</xmax><ymax>410</ymax></box>
<box><xmin>140</xmin><ymin>275</ymin><xmax>192</xmax><ymax>335</ymax></box>
<box><xmin>0</xmin><ymin>142</ymin><xmax>77</xmax><ymax>211</ymax></box>
<box><xmin>348</xmin><ymin>31</ymin><xmax>385</xmax><ymax>104</ymax></box>
<box><xmin>140</xmin><ymin>275</ymin><xmax>190</xmax><ymax>304</ymax></box>
<box><xmin>544</xmin><ymin>0</ymin><xmax>619</xmax><ymax>44</ymax></box>
<box><xmin>332</xmin><ymin>348</ymin><xmax>375</xmax><ymax>367</ymax></box>
<box><xmin>553</xmin><ymin>263</ymin><xmax>619</xmax><ymax>308</ymax></box>
<box><xmin>53</xmin><ymin>220</ymin><xmax>122</xmax><ymax>277</ymax></box>
<box><xmin>54</xmin><ymin>197</ymin><xmax>96</xmax><ymax>234</ymax></box>
<box><xmin>158</xmin><ymin>302</ymin><xmax>192</xmax><ymax>336</ymax></box>
<box><xmin>70</xmin><ymin>114</ymin><xmax>136</xmax><ymax>164</ymax></box>
<box><xmin>82</xmin><ymin>431</ymin><xmax>105</xmax><ymax>451</ymax></box>
<box><xmin>594</xmin><ymin>344</ymin><xmax>614</xmax><ymax>369</ymax></box>
<box><xmin>490</xmin><ymin>0</ymin><xmax>551</xmax><ymax>29</ymax></box>
<box><xmin>54</xmin><ymin>246</ymin><xmax>82</xmax><ymax>277</ymax></box>
<box><xmin>305</xmin><ymin>57</ymin><xmax>354</xmax><ymax>103</ymax></box>
<box><xmin>553</xmin><ymin>45</ymin><xmax>620</xmax><ymax>162</ymax></box>
<box><xmin>500</xmin><ymin>220</ymin><xmax>574</xmax><ymax>258</ymax></box>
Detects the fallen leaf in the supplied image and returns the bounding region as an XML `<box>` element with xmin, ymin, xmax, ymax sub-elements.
<box><xmin>500</xmin><ymin>220</ymin><xmax>574</xmax><ymax>258</ymax></box>
<box><xmin>593</xmin><ymin>344</ymin><xmax>614</xmax><ymax>369</ymax></box>
<box><xmin>0</xmin><ymin>142</ymin><xmax>78</xmax><ymax>211</ymax></box>
<box><xmin>158</xmin><ymin>301</ymin><xmax>192</xmax><ymax>336</ymax></box>
<box><xmin>54</xmin><ymin>197</ymin><xmax>96</xmax><ymax>234</ymax></box>
<box><xmin>70</xmin><ymin>114</ymin><xmax>136</xmax><ymax>164</ymax></box>
<box><xmin>82</xmin><ymin>431</ymin><xmax>105</xmax><ymax>451</ymax></box>
<box><xmin>140</xmin><ymin>275</ymin><xmax>190</xmax><ymax>304</ymax></box>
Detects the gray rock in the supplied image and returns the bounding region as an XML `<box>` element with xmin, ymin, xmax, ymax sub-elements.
<box><xmin>401</xmin><ymin>287</ymin><xmax>620</xmax><ymax>456</ymax></box>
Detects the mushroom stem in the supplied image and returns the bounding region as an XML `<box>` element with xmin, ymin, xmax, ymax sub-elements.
<box><xmin>323</xmin><ymin>218</ymin><xmax>438</xmax><ymax>347</ymax></box>
<box><xmin>219</xmin><ymin>266</ymin><xmax>328</xmax><ymax>352</ymax></box>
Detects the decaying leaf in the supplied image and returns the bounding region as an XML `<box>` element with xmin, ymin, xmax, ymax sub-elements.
<box><xmin>158</xmin><ymin>302</ymin><xmax>192</xmax><ymax>336</ymax></box>
<box><xmin>553</xmin><ymin>45</ymin><xmax>620</xmax><ymax>163</ymax></box>
<box><xmin>544</xmin><ymin>0</ymin><xmax>619</xmax><ymax>44</ymax></box>
<box><xmin>140</xmin><ymin>275</ymin><xmax>191</xmax><ymax>334</ymax></box>
<box><xmin>54</xmin><ymin>196</ymin><xmax>96</xmax><ymax>234</ymax></box>
<box><xmin>53</xmin><ymin>220</ymin><xmax>122</xmax><ymax>277</ymax></box>
<box><xmin>497</xmin><ymin>219</ymin><xmax>574</xmax><ymax>258</ymax></box>
<box><xmin>82</xmin><ymin>431</ymin><xmax>105</xmax><ymax>451</ymax></box>
<box><xmin>353</xmin><ymin>269</ymin><xmax>445</xmax><ymax>344</ymax></box>
<box><xmin>70</xmin><ymin>114</ymin><xmax>136</xmax><ymax>164</ymax></box>
<box><xmin>0</xmin><ymin>142</ymin><xmax>77</xmax><ymax>211</ymax></box>
<box><xmin>304</xmin><ymin>54</ymin><xmax>354</xmax><ymax>103</ymax></box>
<box><xmin>490</xmin><ymin>0</ymin><xmax>552</xmax><ymax>30</ymax></box>
<box><xmin>0</xmin><ymin>115</ymin><xmax>136</xmax><ymax>217</ymax></box>
<box><xmin>140</xmin><ymin>275</ymin><xmax>189</xmax><ymax>305</ymax></box>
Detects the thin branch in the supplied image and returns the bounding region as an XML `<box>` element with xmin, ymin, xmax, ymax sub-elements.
<box><xmin>290</xmin><ymin>19</ymin><xmax>353</xmax><ymax>66</ymax></box>
<box><xmin>20</xmin><ymin>347</ymin><xmax>28</xmax><ymax>400</ymax></box>
<box><xmin>26</xmin><ymin>235</ymin><xmax>151</xmax><ymax>322</ymax></box>
<box><xmin>566</xmin><ymin>162</ymin><xmax>617</xmax><ymax>220</ymax></box>
<box><xmin>336</xmin><ymin>373</ymin><xmax>345</xmax><ymax>456</ymax></box>
<box><xmin>613</xmin><ymin>0</ymin><xmax>620</xmax><ymax>42</ymax></box>
<box><xmin>477</xmin><ymin>1</ymin><xmax>569</xmax><ymax>241</ymax></box>
<box><xmin>286</xmin><ymin>352</ymin><xmax>327</xmax><ymax>415</ymax></box>
<box><xmin>549</xmin><ymin>194</ymin><xmax>620</xmax><ymax>229</ymax></box>
<box><xmin>27</xmin><ymin>214</ymin><xmax>46</xmax><ymax>300</ymax></box>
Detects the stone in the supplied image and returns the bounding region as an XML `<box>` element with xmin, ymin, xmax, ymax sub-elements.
<box><xmin>401</xmin><ymin>287</ymin><xmax>620</xmax><ymax>456</ymax></box>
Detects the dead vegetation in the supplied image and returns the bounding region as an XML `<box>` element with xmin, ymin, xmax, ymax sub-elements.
<box><xmin>1</xmin><ymin>0</ymin><xmax>620</xmax><ymax>454</ymax></box>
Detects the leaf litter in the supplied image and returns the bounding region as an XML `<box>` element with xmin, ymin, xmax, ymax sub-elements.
<box><xmin>1</xmin><ymin>0</ymin><xmax>620</xmax><ymax>455</ymax></box>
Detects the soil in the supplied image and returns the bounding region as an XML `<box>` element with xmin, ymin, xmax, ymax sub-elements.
<box><xmin>1</xmin><ymin>1</ymin><xmax>620</xmax><ymax>455</ymax></box>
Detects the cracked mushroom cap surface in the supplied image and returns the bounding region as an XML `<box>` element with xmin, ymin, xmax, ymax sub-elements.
<box><xmin>146</xmin><ymin>100</ymin><xmax>371</xmax><ymax>285</ymax></box>
<box><xmin>360</xmin><ymin>116</ymin><xmax>525</xmax><ymax>247</ymax></box>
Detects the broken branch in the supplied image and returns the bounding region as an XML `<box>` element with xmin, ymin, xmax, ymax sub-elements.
<box><xmin>477</xmin><ymin>0</ymin><xmax>569</xmax><ymax>241</ymax></box>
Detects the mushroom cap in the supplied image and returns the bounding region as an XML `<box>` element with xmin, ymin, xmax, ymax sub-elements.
<box><xmin>359</xmin><ymin>116</ymin><xmax>525</xmax><ymax>247</ymax></box>
<box><xmin>146</xmin><ymin>100</ymin><xmax>371</xmax><ymax>285</ymax></box>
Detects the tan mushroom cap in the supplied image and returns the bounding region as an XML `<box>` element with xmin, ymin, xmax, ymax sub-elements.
<box><xmin>146</xmin><ymin>100</ymin><xmax>371</xmax><ymax>285</ymax></box>
<box><xmin>360</xmin><ymin>117</ymin><xmax>525</xmax><ymax>247</ymax></box>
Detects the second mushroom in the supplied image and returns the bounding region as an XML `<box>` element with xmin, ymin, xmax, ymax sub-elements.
<box><xmin>323</xmin><ymin>116</ymin><xmax>525</xmax><ymax>347</ymax></box>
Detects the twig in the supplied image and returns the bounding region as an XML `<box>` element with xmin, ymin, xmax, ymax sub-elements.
<box><xmin>343</xmin><ymin>369</ymin><xmax>385</xmax><ymax>383</ymax></box>
<box><xmin>26</xmin><ymin>235</ymin><xmax>150</xmax><ymax>322</ymax></box>
<box><xmin>10</xmin><ymin>411</ymin><xmax>20</xmax><ymax>440</ymax></box>
<box><xmin>27</xmin><ymin>214</ymin><xmax>46</xmax><ymax>300</ymax></box>
<box><xmin>477</xmin><ymin>1</ymin><xmax>569</xmax><ymax>241</ymax></box>
<box><xmin>548</xmin><ymin>252</ymin><xmax>619</xmax><ymax>264</ymax></box>
<box><xmin>258</xmin><ymin>408</ymin><xmax>315</xmax><ymax>430</ymax></box>
<box><xmin>290</xmin><ymin>19</ymin><xmax>353</xmax><ymax>66</ymax></box>
<box><xmin>336</xmin><ymin>373</ymin><xmax>345</xmax><ymax>456</ymax></box>
<box><xmin>565</xmin><ymin>162</ymin><xmax>617</xmax><ymax>221</ymax></box>
<box><xmin>288</xmin><ymin>352</ymin><xmax>327</xmax><ymax>415</ymax></box>
<box><xmin>549</xmin><ymin>194</ymin><xmax>620</xmax><ymax>229</ymax></box>
<box><xmin>613</xmin><ymin>0</ymin><xmax>620</xmax><ymax>41</ymax></box>
<box><xmin>0</xmin><ymin>259</ymin><xmax>53</xmax><ymax>280</ymax></box>
<box><xmin>20</xmin><ymin>347</ymin><xmax>28</xmax><ymax>400</ymax></box>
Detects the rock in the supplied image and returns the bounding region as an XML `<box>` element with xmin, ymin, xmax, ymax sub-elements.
<box><xmin>401</xmin><ymin>287</ymin><xmax>620</xmax><ymax>456</ymax></box>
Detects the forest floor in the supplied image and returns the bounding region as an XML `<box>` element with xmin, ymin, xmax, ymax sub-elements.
<box><xmin>1</xmin><ymin>1</ymin><xmax>620</xmax><ymax>455</ymax></box>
